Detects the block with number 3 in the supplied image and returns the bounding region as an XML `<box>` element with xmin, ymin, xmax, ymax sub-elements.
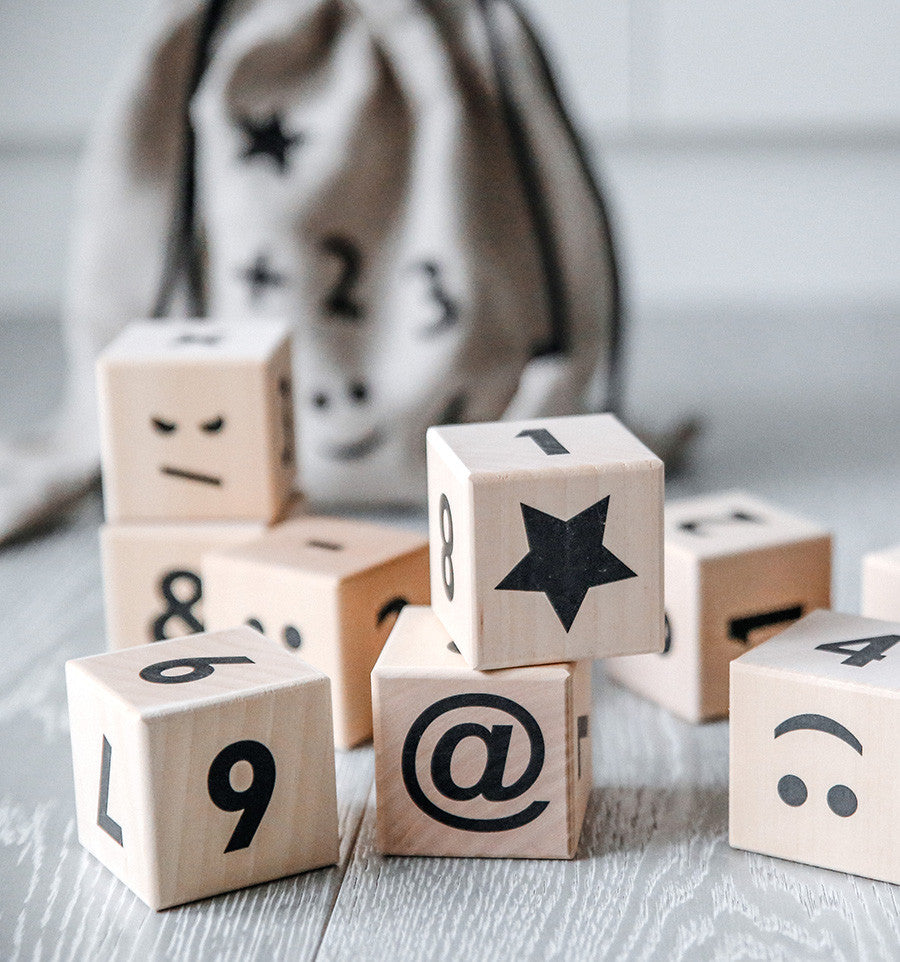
<box><xmin>427</xmin><ymin>414</ymin><xmax>664</xmax><ymax>669</ymax></box>
<box><xmin>65</xmin><ymin>627</ymin><xmax>338</xmax><ymax>909</ymax></box>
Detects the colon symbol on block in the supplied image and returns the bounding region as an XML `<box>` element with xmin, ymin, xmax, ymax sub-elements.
<box><xmin>402</xmin><ymin>693</ymin><xmax>549</xmax><ymax>832</ymax></box>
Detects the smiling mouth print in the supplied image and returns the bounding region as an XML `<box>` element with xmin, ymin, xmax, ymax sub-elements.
<box><xmin>313</xmin><ymin>381</ymin><xmax>387</xmax><ymax>461</ymax></box>
<box><xmin>159</xmin><ymin>465</ymin><xmax>223</xmax><ymax>486</ymax></box>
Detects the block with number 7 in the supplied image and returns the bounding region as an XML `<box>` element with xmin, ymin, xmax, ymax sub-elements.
<box><xmin>65</xmin><ymin>627</ymin><xmax>338</xmax><ymax>909</ymax></box>
<box><xmin>427</xmin><ymin>414</ymin><xmax>664</xmax><ymax>669</ymax></box>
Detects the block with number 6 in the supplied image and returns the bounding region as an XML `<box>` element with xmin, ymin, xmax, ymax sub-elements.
<box><xmin>427</xmin><ymin>414</ymin><xmax>664</xmax><ymax>669</ymax></box>
<box><xmin>65</xmin><ymin>627</ymin><xmax>338</xmax><ymax>910</ymax></box>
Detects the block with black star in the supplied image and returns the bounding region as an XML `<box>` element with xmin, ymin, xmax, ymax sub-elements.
<box><xmin>426</xmin><ymin>413</ymin><xmax>664</xmax><ymax>669</ymax></box>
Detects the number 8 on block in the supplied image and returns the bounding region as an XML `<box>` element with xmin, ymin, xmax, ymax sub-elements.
<box><xmin>65</xmin><ymin>628</ymin><xmax>339</xmax><ymax>909</ymax></box>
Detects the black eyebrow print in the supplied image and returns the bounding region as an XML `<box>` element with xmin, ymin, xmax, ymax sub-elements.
<box><xmin>774</xmin><ymin>713</ymin><xmax>863</xmax><ymax>755</ymax></box>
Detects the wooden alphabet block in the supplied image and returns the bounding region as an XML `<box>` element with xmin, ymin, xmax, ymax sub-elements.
<box><xmin>730</xmin><ymin>610</ymin><xmax>900</xmax><ymax>884</ymax></box>
<box><xmin>97</xmin><ymin>319</ymin><xmax>296</xmax><ymax>522</ymax></box>
<box><xmin>202</xmin><ymin>517</ymin><xmax>429</xmax><ymax>749</ymax></box>
<box><xmin>372</xmin><ymin>606</ymin><xmax>591</xmax><ymax>859</ymax></box>
<box><xmin>427</xmin><ymin>413</ymin><xmax>663</xmax><ymax>669</ymax></box>
<box><xmin>65</xmin><ymin>627</ymin><xmax>339</xmax><ymax>909</ymax></box>
<box><xmin>605</xmin><ymin>491</ymin><xmax>831</xmax><ymax>722</ymax></box>
<box><xmin>862</xmin><ymin>545</ymin><xmax>900</xmax><ymax>621</ymax></box>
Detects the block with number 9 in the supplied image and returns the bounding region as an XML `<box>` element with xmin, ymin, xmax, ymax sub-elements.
<box><xmin>427</xmin><ymin>414</ymin><xmax>664</xmax><ymax>669</ymax></box>
<box><xmin>65</xmin><ymin>627</ymin><xmax>338</xmax><ymax>909</ymax></box>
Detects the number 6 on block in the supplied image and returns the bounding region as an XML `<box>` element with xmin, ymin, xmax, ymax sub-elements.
<box><xmin>65</xmin><ymin>627</ymin><xmax>339</xmax><ymax>910</ymax></box>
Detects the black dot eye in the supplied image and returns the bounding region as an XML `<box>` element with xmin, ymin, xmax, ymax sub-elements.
<box><xmin>201</xmin><ymin>415</ymin><xmax>225</xmax><ymax>433</ymax></box>
<box><xmin>246</xmin><ymin>618</ymin><xmax>264</xmax><ymax>633</ymax></box>
<box><xmin>348</xmin><ymin>381</ymin><xmax>368</xmax><ymax>403</ymax></box>
<box><xmin>827</xmin><ymin>784</ymin><xmax>858</xmax><ymax>817</ymax></box>
<box><xmin>313</xmin><ymin>392</ymin><xmax>329</xmax><ymax>409</ymax></box>
<box><xmin>777</xmin><ymin>774</ymin><xmax>807</xmax><ymax>807</ymax></box>
<box><xmin>283</xmin><ymin>625</ymin><xmax>302</xmax><ymax>649</ymax></box>
<box><xmin>152</xmin><ymin>417</ymin><xmax>177</xmax><ymax>434</ymax></box>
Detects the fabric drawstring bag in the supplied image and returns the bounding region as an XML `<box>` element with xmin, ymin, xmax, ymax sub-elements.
<box><xmin>0</xmin><ymin>0</ymin><xmax>628</xmax><ymax>539</ymax></box>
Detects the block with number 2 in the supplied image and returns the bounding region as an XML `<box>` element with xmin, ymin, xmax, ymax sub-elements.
<box><xmin>65</xmin><ymin>627</ymin><xmax>338</xmax><ymax>910</ymax></box>
<box><xmin>427</xmin><ymin>414</ymin><xmax>664</xmax><ymax>669</ymax></box>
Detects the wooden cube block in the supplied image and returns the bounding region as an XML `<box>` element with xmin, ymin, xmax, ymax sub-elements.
<box><xmin>65</xmin><ymin>627</ymin><xmax>339</xmax><ymax>909</ymax></box>
<box><xmin>98</xmin><ymin>319</ymin><xmax>296</xmax><ymax>522</ymax></box>
<box><xmin>372</xmin><ymin>606</ymin><xmax>591</xmax><ymax>859</ymax></box>
<box><xmin>862</xmin><ymin>545</ymin><xmax>900</xmax><ymax>621</ymax></box>
<box><xmin>427</xmin><ymin>413</ymin><xmax>663</xmax><ymax>669</ymax></box>
<box><xmin>730</xmin><ymin>610</ymin><xmax>900</xmax><ymax>884</ymax></box>
<box><xmin>202</xmin><ymin>517</ymin><xmax>429</xmax><ymax>749</ymax></box>
<box><xmin>605</xmin><ymin>491</ymin><xmax>831</xmax><ymax>722</ymax></box>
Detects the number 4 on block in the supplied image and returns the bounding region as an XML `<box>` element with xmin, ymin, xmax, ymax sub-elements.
<box><xmin>65</xmin><ymin>627</ymin><xmax>338</xmax><ymax>909</ymax></box>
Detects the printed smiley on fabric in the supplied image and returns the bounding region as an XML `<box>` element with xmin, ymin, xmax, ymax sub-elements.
<box><xmin>311</xmin><ymin>380</ymin><xmax>386</xmax><ymax>462</ymax></box>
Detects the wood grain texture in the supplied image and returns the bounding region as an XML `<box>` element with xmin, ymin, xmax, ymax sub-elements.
<box><xmin>861</xmin><ymin>545</ymin><xmax>900</xmax><ymax>621</ymax></box>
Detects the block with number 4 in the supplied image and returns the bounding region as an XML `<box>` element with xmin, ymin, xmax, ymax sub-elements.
<box><xmin>730</xmin><ymin>610</ymin><xmax>900</xmax><ymax>884</ymax></box>
<box><xmin>372</xmin><ymin>606</ymin><xmax>591</xmax><ymax>859</ymax></box>
<box><xmin>427</xmin><ymin>414</ymin><xmax>663</xmax><ymax>669</ymax></box>
<box><xmin>98</xmin><ymin>319</ymin><xmax>297</xmax><ymax>523</ymax></box>
<box><xmin>862</xmin><ymin>545</ymin><xmax>900</xmax><ymax>621</ymax></box>
<box><xmin>66</xmin><ymin>627</ymin><xmax>338</xmax><ymax>910</ymax></box>
<box><xmin>606</xmin><ymin>491</ymin><xmax>831</xmax><ymax>722</ymax></box>
<box><xmin>202</xmin><ymin>517</ymin><xmax>429</xmax><ymax>749</ymax></box>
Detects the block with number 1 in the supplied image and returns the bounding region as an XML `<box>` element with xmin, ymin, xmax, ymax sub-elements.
<box><xmin>427</xmin><ymin>414</ymin><xmax>664</xmax><ymax>669</ymax></box>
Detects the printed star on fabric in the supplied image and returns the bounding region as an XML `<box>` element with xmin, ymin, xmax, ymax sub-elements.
<box><xmin>239</xmin><ymin>254</ymin><xmax>285</xmax><ymax>303</ymax></box>
<box><xmin>495</xmin><ymin>496</ymin><xmax>637</xmax><ymax>631</ymax></box>
<box><xmin>238</xmin><ymin>114</ymin><xmax>303</xmax><ymax>173</ymax></box>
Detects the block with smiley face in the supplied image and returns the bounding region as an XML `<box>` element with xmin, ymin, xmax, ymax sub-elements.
<box><xmin>201</xmin><ymin>516</ymin><xmax>430</xmax><ymax>749</ymax></box>
<box><xmin>427</xmin><ymin>413</ymin><xmax>664</xmax><ymax>670</ymax></box>
<box><xmin>605</xmin><ymin>491</ymin><xmax>832</xmax><ymax>722</ymax></box>
<box><xmin>730</xmin><ymin>610</ymin><xmax>900</xmax><ymax>884</ymax></box>
<box><xmin>862</xmin><ymin>545</ymin><xmax>900</xmax><ymax>621</ymax></box>
<box><xmin>372</xmin><ymin>606</ymin><xmax>591</xmax><ymax>858</ymax></box>
<box><xmin>97</xmin><ymin>319</ymin><xmax>297</xmax><ymax>522</ymax></box>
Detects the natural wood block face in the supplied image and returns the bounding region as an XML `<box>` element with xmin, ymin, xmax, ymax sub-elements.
<box><xmin>426</xmin><ymin>414</ymin><xmax>664</xmax><ymax>669</ymax></box>
<box><xmin>65</xmin><ymin>627</ymin><xmax>339</xmax><ymax>910</ymax></box>
<box><xmin>605</xmin><ymin>491</ymin><xmax>832</xmax><ymax>722</ymax></box>
<box><xmin>98</xmin><ymin>319</ymin><xmax>296</xmax><ymax>523</ymax></box>
<box><xmin>862</xmin><ymin>545</ymin><xmax>900</xmax><ymax>621</ymax></box>
<box><xmin>730</xmin><ymin>610</ymin><xmax>900</xmax><ymax>884</ymax></box>
<box><xmin>372</xmin><ymin>607</ymin><xmax>591</xmax><ymax>859</ymax></box>
<box><xmin>202</xmin><ymin>517</ymin><xmax>429</xmax><ymax>749</ymax></box>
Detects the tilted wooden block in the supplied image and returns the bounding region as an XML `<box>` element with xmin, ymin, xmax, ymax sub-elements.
<box><xmin>372</xmin><ymin>606</ymin><xmax>591</xmax><ymax>859</ymax></box>
<box><xmin>65</xmin><ymin>627</ymin><xmax>339</xmax><ymax>910</ymax></box>
<box><xmin>427</xmin><ymin>413</ymin><xmax>663</xmax><ymax>669</ymax></box>
<box><xmin>101</xmin><ymin>498</ymin><xmax>304</xmax><ymax>650</ymax></box>
<box><xmin>98</xmin><ymin>319</ymin><xmax>296</xmax><ymax>522</ymax></box>
<box><xmin>605</xmin><ymin>491</ymin><xmax>831</xmax><ymax>722</ymax></box>
<box><xmin>862</xmin><ymin>545</ymin><xmax>900</xmax><ymax>621</ymax></box>
<box><xmin>202</xmin><ymin>516</ymin><xmax>429</xmax><ymax>749</ymax></box>
<box><xmin>730</xmin><ymin>610</ymin><xmax>900</xmax><ymax>883</ymax></box>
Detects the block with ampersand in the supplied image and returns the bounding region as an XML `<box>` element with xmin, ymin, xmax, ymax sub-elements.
<box><xmin>202</xmin><ymin>516</ymin><xmax>429</xmax><ymax>749</ymax></box>
<box><xmin>605</xmin><ymin>491</ymin><xmax>831</xmax><ymax>722</ymax></box>
<box><xmin>372</xmin><ymin>606</ymin><xmax>591</xmax><ymax>859</ymax></box>
<box><xmin>427</xmin><ymin>413</ymin><xmax>663</xmax><ymax>669</ymax></box>
<box><xmin>730</xmin><ymin>610</ymin><xmax>900</xmax><ymax>884</ymax></box>
<box><xmin>97</xmin><ymin>319</ymin><xmax>297</xmax><ymax>522</ymax></box>
<box><xmin>65</xmin><ymin>627</ymin><xmax>338</xmax><ymax>910</ymax></box>
<box><xmin>862</xmin><ymin>545</ymin><xmax>900</xmax><ymax>621</ymax></box>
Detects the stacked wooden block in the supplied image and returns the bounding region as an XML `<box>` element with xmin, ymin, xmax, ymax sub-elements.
<box><xmin>372</xmin><ymin>414</ymin><xmax>665</xmax><ymax>858</ymax></box>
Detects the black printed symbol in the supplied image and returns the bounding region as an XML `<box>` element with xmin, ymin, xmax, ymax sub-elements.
<box><xmin>314</xmin><ymin>381</ymin><xmax>385</xmax><ymax>461</ymax></box>
<box><xmin>238</xmin><ymin>114</ymin><xmax>303</xmax><ymax>173</ymax></box>
<box><xmin>577</xmin><ymin>714</ymin><xmax>589</xmax><ymax>779</ymax></box>
<box><xmin>322</xmin><ymin>237</ymin><xmax>364</xmax><ymax>321</ymax></box>
<box><xmin>307</xmin><ymin>539</ymin><xmax>343</xmax><ymax>551</ymax></box>
<box><xmin>815</xmin><ymin>634</ymin><xmax>900</xmax><ymax>667</ymax></box>
<box><xmin>152</xmin><ymin>570</ymin><xmax>204</xmax><ymax>641</ymax></box>
<box><xmin>439</xmin><ymin>494</ymin><xmax>454</xmax><ymax>601</ymax></box>
<box><xmin>246</xmin><ymin>618</ymin><xmax>264</xmax><ymax>633</ymax></box>
<box><xmin>243</xmin><ymin>618</ymin><xmax>301</xmax><ymax>650</ymax></box>
<box><xmin>413</xmin><ymin>261</ymin><xmax>458</xmax><ymax>336</ymax></box>
<box><xmin>516</xmin><ymin>428</ymin><xmax>569</xmax><ymax>456</ymax></box>
<box><xmin>774</xmin><ymin>714</ymin><xmax>862</xmax><ymax>818</ymax></box>
<box><xmin>278</xmin><ymin>376</ymin><xmax>295</xmax><ymax>467</ymax></box>
<box><xmin>97</xmin><ymin>735</ymin><xmax>123</xmax><ymax>846</ymax></box>
<box><xmin>661</xmin><ymin>613</ymin><xmax>672</xmax><ymax>654</ymax></box>
<box><xmin>447</xmin><ymin>641</ymin><xmax>461</xmax><ymax>654</ymax></box>
<box><xmin>728</xmin><ymin>605</ymin><xmax>803</xmax><ymax>645</ymax></box>
<box><xmin>402</xmin><ymin>693</ymin><xmax>549</xmax><ymax>832</ymax></box>
<box><xmin>377</xmin><ymin>596</ymin><xmax>409</xmax><ymax>627</ymax></box>
<box><xmin>435</xmin><ymin>393</ymin><xmax>467</xmax><ymax>426</ymax></box>
<box><xmin>152</xmin><ymin>417</ymin><xmax>176</xmax><ymax>434</ymax></box>
<box><xmin>678</xmin><ymin>510</ymin><xmax>762</xmax><ymax>535</ymax></box>
<box><xmin>496</xmin><ymin>497</ymin><xmax>636</xmax><ymax>632</ymax></box>
<box><xmin>208</xmin><ymin>740</ymin><xmax>276</xmax><ymax>852</ymax></box>
<box><xmin>175</xmin><ymin>333</ymin><xmax>223</xmax><ymax>346</ymax></box>
<box><xmin>240</xmin><ymin>254</ymin><xmax>285</xmax><ymax>304</ymax></box>
<box><xmin>140</xmin><ymin>655</ymin><xmax>254</xmax><ymax>685</ymax></box>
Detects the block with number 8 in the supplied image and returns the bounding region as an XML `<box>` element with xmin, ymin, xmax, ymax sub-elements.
<box><xmin>427</xmin><ymin>414</ymin><xmax>664</xmax><ymax>669</ymax></box>
<box><xmin>65</xmin><ymin>627</ymin><xmax>338</xmax><ymax>910</ymax></box>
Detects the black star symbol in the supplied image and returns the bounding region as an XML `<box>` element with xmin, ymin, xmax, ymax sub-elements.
<box><xmin>238</xmin><ymin>114</ymin><xmax>303</xmax><ymax>173</ymax></box>
<box><xmin>495</xmin><ymin>496</ymin><xmax>637</xmax><ymax>631</ymax></box>
<box><xmin>240</xmin><ymin>254</ymin><xmax>285</xmax><ymax>303</ymax></box>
